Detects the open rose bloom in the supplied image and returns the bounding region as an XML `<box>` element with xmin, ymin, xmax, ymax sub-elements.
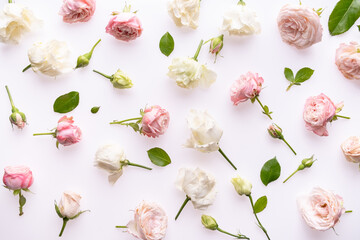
<box><xmin>59</xmin><ymin>0</ymin><xmax>96</xmax><ymax>23</ymax></box>
<box><xmin>3</xmin><ymin>166</ymin><xmax>33</xmax><ymax>190</ymax></box>
<box><xmin>230</xmin><ymin>71</ymin><xmax>263</xmax><ymax>104</ymax></box>
<box><xmin>277</xmin><ymin>4</ymin><xmax>322</xmax><ymax>49</ymax></box>
<box><xmin>335</xmin><ymin>42</ymin><xmax>360</xmax><ymax>80</ymax></box>
<box><xmin>56</xmin><ymin>116</ymin><xmax>82</xmax><ymax>146</ymax></box>
<box><xmin>106</xmin><ymin>12</ymin><xmax>142</xmax><ymax>42</ymax></box>
<box><xmin>168</xmin><ymin>0</ymin><xmax>200</xmax><ymax>29</ymax></box>
<box><xmin>141</xmin><ymin>105</ymin><xmax>170</xmax><ymax>138</ymax></box>
<box><xmin>341</xmin><ymin>136</ymin><xmax>360</xmax><ymax>164</ymax></box>
<box><xmin>297</xmin><ymin>187</ymin><xmax>345</xmax><ymax>231</ymax></box>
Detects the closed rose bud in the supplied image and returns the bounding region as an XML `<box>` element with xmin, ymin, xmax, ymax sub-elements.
<box><xmin>9</xmin><ymin>112</ymin><xmax>26</xmax><ymax>129</ymax></box>
<box><xmin>111</xmin><ymin>69</ymin><xmax>133</xmax><ymax>89</ymax></box>
<box><xmin>56</xmin><ymin>116</ymin><xmax>82</xmax><ymax>146</ymax></box>
<box><xmin>231</xmin><ymin>176</ymin><xmax>252</xmax><ymax>196</ymax></box>
<box><xmin>201</xmin><ymin>215</ymin><xmax>218</xmax><ymax>230</ymax></box>
<box><xmin>209</xmin><ymin>34</ymin><xmax>223</xmax><ymax>55</ymax></box>
<box><xmin>301</xmin><ymin>155</ymin><xmax>315</xmax><ymax>168</ymax></box>
<box><xmin>141</xmin><ymin>105</ymin><xmax>170</xmax><ymax>138</ymax></box>
<box><xmin>267</xmin><ymin>123</ymin><xmax>283</xmax><ymax>139</ymax></box>
<box><xmin>75</xmin><ymin>39</ymin><xmax>101</xmax><ymax>69</ymax></box>
<box><xmin>58</xmin><ymin>191</ymin><xmax>81</xmax><ymax>218</ymax></box>
<box><xmin>3</xmin><ymin>166</ymin><xmax>33</xmax><ymax>190</ymax></box>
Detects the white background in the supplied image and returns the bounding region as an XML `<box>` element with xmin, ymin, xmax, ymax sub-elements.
<box><xmin>0</xmin><ymin>0</ymin><xmax>359</xmax><ymax>239</ymax></box>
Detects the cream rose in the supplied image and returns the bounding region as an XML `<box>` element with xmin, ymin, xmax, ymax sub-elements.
<box><xmin>168</xmin><ymin>0</ymin><xmax>200</xmax><ymax>29</ymax></box>
<box><xmin>277</xmin><ymin>4</ymin><xmax>322</xmax><ymax>49</ymax></box>
<box><xmin>27</xmin><ymin>40</ymin><xmax>73</xmax><ymax>77</ymax></box>
<box><xmin>58</xmin><ymin>191</ymin><xmax>82</xmax><ymax>219</ymax></box>
<box><xmin>231</xmin><ymin>175</ymin><xmax>252</xmax><ymax>196</ymax></box>
<box><xmin>341</xmin><ymin>136</ymin><xmax>360</xmax><ymax>163</ymax></box>
<box><xmin>0</xmin><ymin>3</ymin><xmax>40</xmax><ymax>44</ymax></box>
<box><xmin>184</xmin><ymin>109</ymin><xmax>223</xmax><ymax>153</ymax></box>
<box><xmin>221</xmin><ymin>3</ymin><xmax>261</xmax><ymax>36</ymax></box>
<box><xmin>335</xmin><ymin>42</ymin><xmax>360</xmax><ymax>80</ymax></box>
<box><xmin>297</xmin><ymin>187</ymin><xmax>345</xmax><ymax>231</ymax></box>
<box><xmin>168</xmin><ymin>57</ymin><xmax>216</xmax><ymax>89</ymax></box>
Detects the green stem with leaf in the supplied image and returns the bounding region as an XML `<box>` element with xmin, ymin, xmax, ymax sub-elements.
<box><xmin>18</xmin><ymin>190</ymin><xmax>26</xmax><ymax>216</ymax></box>
<box><xmin>248</xmin><ymin>194</ymin><xmax>271</xmax><ymax>240</ymax></box>
<box><xmin>218</xmin><ymin>148</ymin><xmax>237</xmax><ymax>170</ymax></box>
<box><xmin>217</xmin><ymin>227</ymin><xmax>249</xmax><ymax>239</ymax></box>
<box><xmin>175</xmin><ymin>196</ymin><xmax>191</xmax><ymax>220</ymax></box>
<box><xmin>110</xmin><ymin>117</ymin><xmax>142</xmax><ymax>125</ymax></box>
<box><xmin>193</xmin><ymin>40</ymin><xmax>204</xmax><ymax>61</ymax></box>
<box><xmin>254</xmin><ymin>96</ymin><xmax>272</xmax><ymax>120</ymax></box>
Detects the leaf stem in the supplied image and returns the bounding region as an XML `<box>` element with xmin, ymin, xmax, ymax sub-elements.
<box><xmin>126</xmin><ymin>161</ymin><xmax>152</xmax><ymax>170</ymax></box>
<box><xmin>93</xmin><ymin>70</ymin><xmax>112</xmax><ymax>79</ymax></box>
<box><xmin>175</xmin><ymin>196</ymin><xmax>191</xmax><ymax>220</ymax></box>
<box><xmin>89</xmin><ymin>39</ymin><xmax>101</xmax><ymax>56</ymax></box>
<box><xmin>249</xmin><ymin>194</ymin><xmax>271</xmax><ymax>240</ymax></box>
<box><xmin>254</xmin><ymin>96</ymin><xmax>272</xmax><ymax>120</ymax></box>
<box><xmin>283</xmin><ymin>169</ymin><xmax>299</xmax><ymax>183</ymax></box>
<box><xmin>110</xmin><ymin>117</ymin><xmax>142</xmax><ymax>124</ymax></box>
<box><xmin>5</xmin><ymin>85</ymin><xmax>16</xmax><ymax>110</ymax></box>
<box><xmin>335</xmin><ymin>114</ymin><xmax>350</xmax><ymax>119</ymax></box>
<box><xmin>217</xmin><ymin>227</ymin><xmax>249</xmax><ymax>239</ymax></box>
<box><xmin>33</xmin><ymin>132</ymin><xmax>55</xmax><ymax>136</ymax></box>
<box><xmin>22</xmin><ymin>64</ymin><xmax>31</xmax><ymax>72</ymax></box>
<box><xmin>115</xmin><ymin>226</ymin><xmax>128</xmax><ymax>228</ymax></box>
<box><xmin>218</xmin><ymin>148</ymin><xmax>237</xmax><ymax>170</ymax></box>
<box><xmin>281</xmin><ymin>138</ymin><xmax>296</xmax><ymax>155</ymax></box>
<box><xmin>193</xmin><ymin>39</ymin><xmax>204</xmax><ymax>61</ymax></box>
<box><xmin>59</xmin><ymin>218</ymin><xmax>69</xmax><ymax>237</ymax></box>
<box><xmin>286</xmin><ymin>83</ymin><xmax>294</xmax><ymax>91</ymax></box>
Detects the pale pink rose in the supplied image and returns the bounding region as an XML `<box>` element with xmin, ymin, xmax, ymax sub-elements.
<box><xmin>297</xmin><ymin>187</ymin><xmax>345</xmax><ymax>231</ymax></box>
<box><xmin>3</xmin><ymin>166</ymin><xmax>33</xmax><ymax>190</ymax></box>
<box><xmin>141</xmin><ymin>105</ymin><xmax>170</xmax><ymax>138</ymax></box>
<box><xmin>58</xmin><ymin>191</ymin><xmax>82</xmax><ymax>218</ymax></box>
<box><xmin>277</xmin><ymin>4</ymin><xmax>322</xmax><ymax>49</ymax></box>
<box><xmin>230</xmin><ymin>71</ymin><xmax>264</xmax><ymax>105</ymax></box>
<box><xmin>56</xmin><ymin>116</ymin><xmax>82</xmax><ymax>146</ymax></box>
<box><xmin>127</xmin><ymin>201</ymin><xmax>168</xmax><ymax>240</ymax></box>
<box><xmin>341</xmin><ymin>136</ymin><xmax>360</xmax><ymax>163</ymax></box>
<box><xmin>303</xmin><ymin>93</ymin><xmax>336</xmax><ymax>136</ymax></box>
<box><xmin>59</xmin><ymin>0</ymin><xmax>96</xmax><ymax>23</ymax></box>
<box><xmin>335</xmin><ymin>42</ymin><xmax>360</xmax><ymax>80</ymax></box>
<box><xmin>105</xmin><ymin>13</ymin><xmax>142</xmax><ymax>42</ymax></box>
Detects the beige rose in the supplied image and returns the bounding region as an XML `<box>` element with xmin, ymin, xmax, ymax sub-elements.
<box><xmin>335</xmin><ymin>42</ymin><xmax>360</xmax><ymax>80</ymax></box>
<box><xmin>168</xmin><ymin>0</ymin><xmax>200</xmax><ymax>29</ymax></box>
<box><xmin>341</xmin><ymin>136</ymin><xmax>360</xmax><ymax>163</ymax></box>
<box><xmin>58</xmin><ymin>191</ymin><xmax>82</xmax><ymax>218</ymax></box>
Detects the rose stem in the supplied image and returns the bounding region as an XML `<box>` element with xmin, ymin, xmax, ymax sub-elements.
<box><xmin>281</xmin><ymin>138</ymin><xmax>296</xmax><ymax>155</ymax></box>
<box><xmin>115</xmin><ymin>226</ymin><xmax>128</xmax><ymax>228</ymax></box>
<box><xmin>217</xmin><ymin>228</ymin><xmax>249</xmax><ymax>239</ymax></box>
<box><xmin>22</xmin><ymin>64</ymin><xmax>31</xmax><ymax>72</ymax></box>
<box><xmin>110</xmin><ymin>117</ymin><xmax>142</xmax><ymax>125</ymax></box>
<box><xmin>5</xmin><ymin>85</ymin><xmax>16</xmax><ymax>110</ymax></box>
<box><xmin>335</xmin><ymin>115</ymin><xmax>350</xmax><ymax>119</ymax></box>
<box><xmin>248</xmin><ymin>194</ymin><xmax>271</xmax><ymax>240</ymax></box>
<box><xmin>59</xmin><ymin>218</ymin><xmax>69</xmax><ymax>237</ymax></box>
<box><xmin>345</xmin><ymin>210</ymin><xmax>353</xmax><ymax>213</ymax></box>
<box><xmin>254</xmin><ymin>96</ymin><xmax>272</xmax><ymax>120</ymax></box>
<box><xmin>175</xmin><ymin>196</ymin><xmax>191</xmax><ymax>220</ymax></box>
<box><xmin>33</xmin><ymin>132</ymin><xmax>55</xmax><ymax>136</ymax></box>
<box><xmin>286</xmin><ymin>83</ymin><xmax>294</xmax><ymax>91</ymax></box>
<box><xmin>283</xmin><ymin>169</ymin><xmax>299</xmax><ymax>183</ymax></box>
<box><xmin>127</xmin><ymin>162</ymin><xmax>152</xmax><ymax>170</ymax></box>
<box><xmin>218</xmin><ymin>148</ymin><xmax>237</xmax><ymax>170</ymax></box>
<box><xmin>93</xmin><ymin>70</ymin><xmax>112</xmax><ymax>79</ymax></box>
<box><xmin>18</xmin><ymin>190</ymin><xmax>24</xmax><ymax>216</ymax></box>
<box><xmin>193</xmin><ymin>39</ymin><xmax>204</xmax><ymax>62</ymax></box>
<box><xmin>88</xmin><ymin>39</ymin><xmax>101</xmax><ymax>57</ymax></box>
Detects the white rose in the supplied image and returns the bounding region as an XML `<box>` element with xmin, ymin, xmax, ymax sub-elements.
<box><xmin>168</xmin><ymin>57</ymin><xmax>216</xmax><ymax>89</ymax></box>
<box><xmin>221</xmin><ymin>3</ymin><xmax>261</xmax><ymax>36</ymax></box>
<box><xmin>0</xmin><ymin>3</ymin><xmax>40</xmax><ymax>44</ymax></box>
<box><xmin>58</xmin><ymin>191</ymin><xmax>81</xmax><ymax>218</ymax></box>
<box><xmin>168</xmin><ymin>0</ymin><xmax>200</xmax><ymax>29</ymax></box>
<box><xmin>184</xmin><ymin>109</ymin><xmax>223</xmax><ymax>153</ymax></box>
<box><xmin>27</xmin><ymin>40</ymin><xmax>73</xmax><ymax>77</ymax></box>
<box><xmin>175</xmin><ymin>167</ymin><xmax>217</xmax><ymax>210</ymax></box>
<box><xmin>94</xmin><ymin>144</ymin><xmax>125</xmax><ymax>184</ymax></box>
<box><xmin>341</xmin><ymin>136</ymin><xmax>360</xmax><ymax>163</ymax></box>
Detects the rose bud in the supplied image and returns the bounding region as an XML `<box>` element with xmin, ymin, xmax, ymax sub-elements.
<box><xmin>283</xmin><ymin>155</ymin><xmax>316</xmax><ymax>183</ymax></box>
<box><xmin>110</xmin><ymin>105</ymin><xmax>170</xmax><ymax>138</ymax></box>
<box><xmin>55</xmin><ymin>191</ymin><xmax>89</xmax><ymax>237</ymax></box>
<box><xmin>93</xmin><ymin>69</ymin><xmax>133</xmax><ymax>89</ymax></box>
<box><xmin>5</xmin><ymin>86</ymin><xmax>27</xmax><ymax>129</ymax></box>
<box><xmin>75</xmin><ymin>39</ymin><xmax>101</xmax><ymax>69</ymax></box>
<box><xmin>267</xmin><ymin>123</ymin><xmax>296</xmax><ymax>155</ymax></box>
<box><xmin>341</xmin><ymin>136</ymin><xmax>360</xmax><ymax>165</ymax></box>
<box><xmin>33</xmin><ymin>116</ymin><xmax>81</xmax><ymax>148</ymax></box>
<box><xmin>231</xmin><ymin>176</ymin><xmax>252</xmax><ymax>196</ymax></box>
<box><xmin>116</xmin><ymin>201</ymin><xmax>168</xmax><ymax>240</ymax></box>
<box><xmin>3</xmin><ymin>166</ymin><xmax>34</xmax><ymax>216</ymax></box>
<box><xmin>208</xmin><ymin>34</ymin><xmax>224</xmax><ymax>61</ymax></box>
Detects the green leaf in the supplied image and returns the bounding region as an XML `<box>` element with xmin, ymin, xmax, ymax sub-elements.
<box><xmin>260</xmin><ymin>157</ymin><xmax>281</xmax><ymax>186</ymax></box>
<box><xmin>147</xmin><ymin>147</ymin><xmax>172</xmax><ymax>167</ymax></box>
<box><xmin>53</xmin><ymin>91</ymin><xmax>80</xmax><ymax>113</ymax></box>
<box><xmin>55</xmin><ymin>202</ymin><xmax>64</xmax><ymax>218</ymax></box>
<box><xmin>159</xmin><ymin>32</ymin><xmax>175</xmax><ymax>57</ymax></box>
<box><xmin>125</xmin><ymin>122</ymin><xmax>140</xmax><ymax>132</ymax></box>
<box><xmin>294</xmin><ymin>67</ymin><xmax>314</xmax><ymax>83</ymax></box>
<box><xmin>328</xmin><ymin>0</ymin><xmax>360</xmax><ymax>36</ymax></box>
<box><xmin>284</xmin><ymin>68</ymin><xmax>294</xmax><ymax>82</ymax></box>
<box><xmin>253</xmin><ymin>196</ymin><xmax>268</xmax><ymax>214</ymax></box>
<box><xmin>68</xmin><ymin>210</ymin><xmax>90</xmax><ymax>220</ymax></box>
<box><xmin>91</xmin><ymin>106</ymin><xmax>100</xmax><ymax>114</ymax></box>
<box><xmin>19</xmin><ymin>195</ymin><xmax>26</xmax><ymax>207</ymax></box>
<box><xmin>13</xmin><ymin>189</ymin><xmax>20</xmax><ymax>196</ymax></box>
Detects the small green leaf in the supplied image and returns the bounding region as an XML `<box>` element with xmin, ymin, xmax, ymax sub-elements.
<box><xmin>328</xmin><ymin>0</ymin><xmax>360</xmax><ymax>36</ymax></box>
<box><xmin>126</xmin><ymin>122</ymin><xmax>140</xmax><ymax>132</ymax></box>
<box><xmin>294</xmin><ymin>67</ymin><xmax>314</xmax><ymax>83</ymax></box>
<box><xmin>159</xmin><ymin>32</ymin><xmax>175</xmax><ymax>57</ymax></box>
<box><xmin>91</xmin><ymin>106</ymin><xmax>100</xmax><ymax>114</ymax></box>
<box><xmin>284</xmin><ymin>68</ymin><xmax>294</xmax><ymax>82</ymax></box>
<box><xmin>13</xmin><ymin>189</ymin><xmax>20</xmax><ymax>196</ymax></box>
<box><xmin>260</xmin><ymin>157</ymin><xmax>281</xmax><ymax>186</ymax></box>
<box><xmin>19</xmin><ymin>195</ymin><xmax>26</xmax><ymax>207</ymax></box>
<box><xmin>263</xmin><ymin>105</ymin><xmax>269</xmax><ymax>114</ymax></box>
<box><xmin>254</xmin><ymin>196</ymin><xmax>268</xmax><ymax>213</ymax></box>
<box><xmin>55</xmin><ymin>202</ymin><xmax>64</xmax><ymax>218</ymax></box>
<box><xmin>250</xmin><ymin>98</ymin><xmax>255</xmax><ymax>103</ymax></box>
<box><xmin>53</xmin><ymin>91</ymin><xmax>80</xmax><ymax>113</ymax></box>
<box><xmin>147</xmin><ymin>147</ymin><xmax>172</xmax><ymax>167</ymax></box>
<box><xmin>68</xmin><ymin>210</ymin><xmax>90</xmax><ymax>220</ymax></box>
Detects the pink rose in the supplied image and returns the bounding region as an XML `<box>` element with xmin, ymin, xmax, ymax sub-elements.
<box><xmin>230</xmin><ymin>71</ymin><xmax>264</xmax><ymax>105</ymax></box>
<box><xmin>127</xmin><ymin>201</ymin><xmax>168</xmax><ymax>240</ymax></box>
<box><xmin>303</xmin><ymin>93</ymin><xmax>336</xmax><ymax>136</ymax></box>
<box><xmin>341</xmin><ymin>136</ymin><xmax>360</xmax><ymax>163</ymax></box>
<box><xmin>141</xmin><ymin>105</ymin><xmax>170</xmax><ymax>138</ymax></box>
<box><xmin>59</xmin><ymin>0</ymin><xmax>96</xmax><ymax>23</ymax></box>
<box><xmin>56</xmin><ymin>116</ymin><xmax>82</xmax><ymax>146</ymax></box>
<box><xmin>105</xmin><ymin>13</ymin><xmax>143</xmax><ymax>42</ymax></box>
<box><xmin>335</xmin><ymin>42</ymin><xmax>360</xmax><ymax>80</ymax></box>
<box><xmin>277</xmin><ymin>4</ymin><xmax>322</xmax><ymax>49</ymax></box>
<box><xmin>3</xmin><ymin>166</ymin><xmax>33</xmax><ymax>190</ymax></box>
<box><xmin>297</xmin><ymin>187</ymin><xmax>345</xmax><ymax>231</ymax></box>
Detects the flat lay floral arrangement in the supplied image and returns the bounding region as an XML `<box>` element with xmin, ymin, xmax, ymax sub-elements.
<box><xmin>1</xmin><ymin>0</ymin><xmax>360</xmax><ymax>239</ymax></box>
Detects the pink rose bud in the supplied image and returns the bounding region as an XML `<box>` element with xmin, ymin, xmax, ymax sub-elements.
<box><xmin>56</xmin><ymin>116</ymin><xmax>82</xmax><ymax>146</ymax></box>
<box><xmin>106</xmin><ymin>12</ymin><xmax>143</xmax><ymax>42</ymax></box>
<box><xmin>335</xmin><ymin>42</ymin><xmax>360</xmax><ymax>80</ymax></box>
<box><xmin>59</xmin><ymin>0</ymin><xmax>96</xmax><ymax>23</ymax></box>
<box><xmin>267</xmin><ymin>124</ymin><xmax>283</xmax><ymax>139</ymax></box>
<box><xmin>3</xmin><ymin>166</ymin><xmax>33</xmax><ymax>190</ymax></box>
<box><xmin>230</xmin><ymin>71</ymin><xmax>264</xmax><ymax>105</ymax></box>
<box><xmin>209</xmin><ymin>34</ymin><xmax>224</xmax><ymax>58</ymax></box>
<box><xmin>141</xmin><ymin>105</ymin><xmax>170</xmax><ymax>138</ymax></box>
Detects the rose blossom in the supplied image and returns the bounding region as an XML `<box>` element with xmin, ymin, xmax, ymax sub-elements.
<box><xmin>230</xmin><ymin>71</ymin><xmax>263</xmax><ymax>105</ymax></box>
<box><xmin>335</xmin><ymin>42</ymin><xmax>360</xmax><ymax>80</ymax></box>
<box><xmin>277</xmin><ymin>4</ymin><xmax>322</xmax><ymax>49</ymax></box>
<box><xmin>56</xmin><ymin>116</ymin><xmax>82</xmax><ymax>146</ymax></box>
<box><xmin>297</xmin><ymin>187</ymin><xmax>345</xmax><ymax>231</ymax></box>
<box><xmin>168</xmin><ymin>0</ymin><xmax>200</xmax><ymax>29</ymax></box>
<box><xmin>126</xmin><ymin>201</ymin><xmax>168</xmax><ymax>240</ymax></box>
<box><xmin>59</xmin><ymin>0</ymin><xmax>96</xmax><ymax>23</ymax></box>
<box><xmin>141</xmin><ymin>105</ymin><xmax>170</xmax><ymax>138</ymax></box>
<box><xmin>106</xmin><ymin>12</ymin><xmax>142</xmax><ymax>42</ymax></box>
<box><xmin>3</xmin><ymin>166</ymin><xmax>33</xmax><ymax>190</ymax></box>
<box><xmin>58</xmin><ymin>191</ymin><xmax>82</xmax><ymax>218</ymax></box>
<box><xmin>341</xmin><ymin>136</ymin><xmax>360</xmax><ymax>163</ymax></box>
